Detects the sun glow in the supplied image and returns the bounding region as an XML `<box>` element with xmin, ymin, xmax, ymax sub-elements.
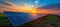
<box><xmin>35</xmin><ymin>1</ymin><xmax>38</xmax><ymax>3</ymax></box>
<box><xmin>12</xmin><ymin>5</ymin><xmax>37</xmax><ymax>14</ymax></box>
<box><xmin>33</xmin><ymin>10</ymin><xmax>36</xmax><ymax>13</ymax></box>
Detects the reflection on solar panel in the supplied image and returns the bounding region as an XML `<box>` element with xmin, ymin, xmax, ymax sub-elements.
<box><xmin>4</xmin><ymin>11</ymin><xmax>33</xmax><ymax>26</ymax></box>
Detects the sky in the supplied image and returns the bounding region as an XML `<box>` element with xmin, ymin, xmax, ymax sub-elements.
<box><xmin>11</xmin><ymin>0</ymin><xmax>60</xmax><ymax>7</ymax></box>
<box><xmin>0</xmin><ymin>0</ymin><xmax>60</xmax><ymax>7</ymax></box>
<box><xmin>0</xmin><ymin>0</ymin><xmax>60</xmax><ymax>14</ymax></box>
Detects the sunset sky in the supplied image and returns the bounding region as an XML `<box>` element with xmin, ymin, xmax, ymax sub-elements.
<box><xmin>0</xmin><ymin>0</ymin><xmax>60</xmax><ymax>7</ymax></box>
<box><xmin>0</xmin><ymin>0</ymin><xmax>60</xmax><ymax>14</ymax></box>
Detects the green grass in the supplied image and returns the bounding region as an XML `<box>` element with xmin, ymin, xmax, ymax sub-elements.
<box><xmin>0</xmin><ymin>13</ymin><xmax>60</xmax><ymax>27</ymax></box>
<box><xmin>48</xmin><ymin>15</ymin><xmax>60</xmax><ymax>22</ymax></box>
<box><xmin>0</xmin><ymin>13</ymin><xmax>10</xmax><ymax>24</ymax></box>
<box><xmin>41</xmin><ymin>15</ymin><xmax>60</xmax><ymax>27</ymax></box>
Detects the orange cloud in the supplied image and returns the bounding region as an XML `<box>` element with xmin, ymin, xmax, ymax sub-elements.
<box><xmin>0</xmin><ymin>1</ymin><xmax>60</xmax><ymax>14</ymax></box>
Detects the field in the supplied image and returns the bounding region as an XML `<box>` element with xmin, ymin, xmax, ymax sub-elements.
<box><xmin>0</xmin><ymin>13</ymin><xmax>60</xmax><ymax>27</ymax></box>
<box><xmin>0</xmin><ymin>13</ymin><xmax>10</xmax><ymax>25</ymax></box>
<box><xmin>41</xmin><ymin>15</ymin><xmax>60</xmax><ymax>27</ymax></box>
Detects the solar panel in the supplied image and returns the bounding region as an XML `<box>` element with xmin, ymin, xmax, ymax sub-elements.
<box><xmin>4</xmin><ymin>11</ymin><xmax>33</xmax><ymax>26</ymax></box>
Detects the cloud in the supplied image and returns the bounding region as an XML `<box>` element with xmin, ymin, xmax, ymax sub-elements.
<box><xmin>2</xmin><ymin>2</ymin><xmax>12</xmax><ymax>6</ymax></box>
<box><xmin>0</xmin><ymin>0</ymin><xmax>17</xmax><ymax>12</ymax></box>
<box><xmin>0</xmin><ymin>0</ymin><xmax>13</xmax><ymax>6</ymax></box>
<box><xmin>0</xmin><ymin>0</ymin><xmax>60</xmax><ymax>14</ymax></box>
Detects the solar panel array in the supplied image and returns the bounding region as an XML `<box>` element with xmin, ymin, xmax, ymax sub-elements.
<box><xmin>4</xmin><ymin>11</ymin><xmax>47</xmax><ymax>27</ymax></box>
<box><xmin>4</xmin><ymin>12</ymin><xmax>33</xmax><ymax>26</ymax></box>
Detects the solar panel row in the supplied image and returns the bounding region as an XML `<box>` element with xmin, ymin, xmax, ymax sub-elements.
<box><xmin>4</xmin><ymin>11</ymin><xmax>47</xmax><ymax>27</ymax></box>
<box><xmin>4</xmin><ymin>12</ymin><xmax>33</xmax><ymax>26</ymax></box>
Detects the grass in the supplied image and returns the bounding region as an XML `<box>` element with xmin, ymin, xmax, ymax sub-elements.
<box><xmin>0</xmin><ymin>13</ymin><xmax>60</xmax><ymax>27</ymax></box>
<box><xmin>0</xmin><ymin>13</ymin><xmax>10</xmax><ymax>24</ymax></box>
<box><xmin>48</xmin><ymin>15</ymin><xmax>60</xmax><ymax>22</ymax></box>
<box><xmin>41</xmin><ymin>15</ymin><xmax>60</xmax><ymax>27</ymax></box>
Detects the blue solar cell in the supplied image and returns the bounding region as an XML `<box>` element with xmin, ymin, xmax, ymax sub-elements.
<box><xmin>4</xmin><ymin>11</ymin><xmax>33</xmax><ymax>26</ymax></box>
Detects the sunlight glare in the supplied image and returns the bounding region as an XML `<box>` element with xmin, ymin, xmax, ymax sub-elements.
<box><xmin>35</xmin><ymin>1</ymin><xmax>38</xmax><ymax>3</ymax></box>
